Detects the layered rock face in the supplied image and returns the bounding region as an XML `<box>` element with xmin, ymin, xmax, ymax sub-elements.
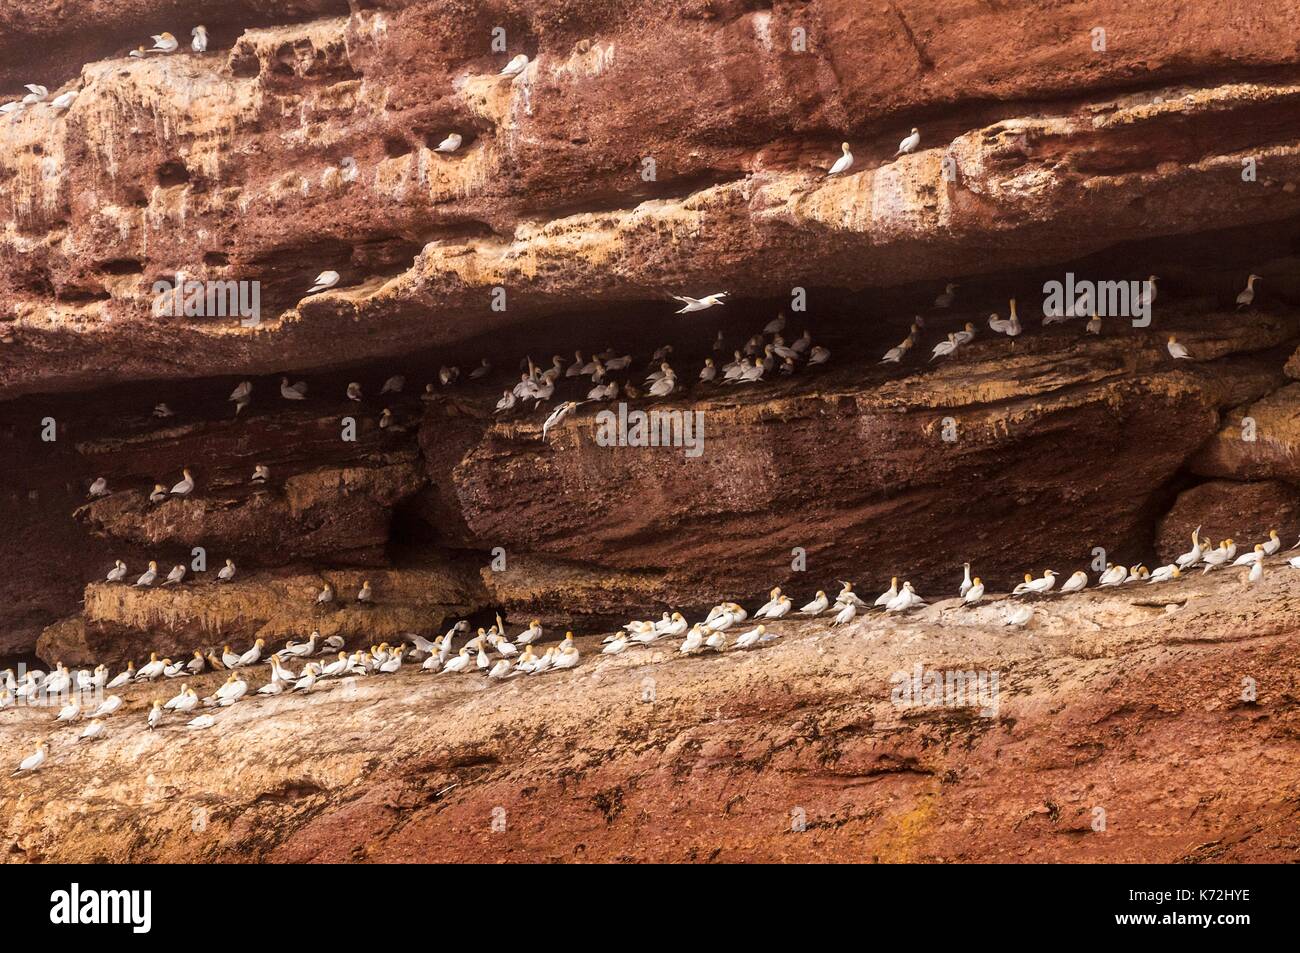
<box><xmin>3</xmin><ymin>0</ymin><xmax>1300</xmax><ymax>862</ymax></box>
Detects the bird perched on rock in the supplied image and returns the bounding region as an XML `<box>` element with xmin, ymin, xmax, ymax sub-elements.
<box><xmin>135</xmin><ymin>561</ymin><xmax>159</xmax><ymax>587</ymax></box>
<box><xmin>251</xmin><ymin>464</ymin><xmax>269</xmax><ymax>484</ymax></box>
<box><xmin>435</xmin><ymin>133</ymin><xmax>462</xmax><ymax>153</ymax></box>
<box><xmin>1236</xmin><ymin>274</ymin><xmax>1261</xmax><ymax>309</ymax></box>
<box><xmin>356</xmin><ymin>580</ymin><xmax>374</xmax><ymax>605</ymax></box>
<box><xmin>542</xmin><ymin>401</ymin><xmax>578</xmax><ymax>441</ymax></box>
<box><xmin>1167</xmin><ymin>335</ymin><xmax>1190</xmax><ymax>360</ymax></box>
<box><xmin>170</xmin><ymin>467</ymin><xmax>195</xmax><ymax>497</ymax></box>
<box><xmin>825</xmin><ymin>142</ymin><xmax>853</xmax><ymax>177</ymax></box>
<box><xmin>499</xmin><ymin>53</ymin><xmax>529</xmax><ymax>77</ymax></box>
<box><xmin>217</xmin><ymin>559</ymin><xmax>236</xmax><ymax>582</ymax></box>
<box><xmin>149</xmin><ymin>32</ymin><xmax>179</xmax><ymax>53</ymax></box>
<box><xmin>191</xmin><ymin>25</ymin><xmax>208</xmax><ymax>53</ymax></box>
<box><xmin>280</xmin><ymin>377</ymin><xmax>308</xmax><ymax>400</ymax></box>
<box><xmin>88</xmin><ymin>477</ymin><xmax>109</xmax><ymax>498</ymax></box>
<box><xmin>106</xmin><ymin>560</ymin><xmax>128</xmax><ymax>583</ymax></box>
<box><xmin>307</xmin><ymin>270</ymin><xmax>339</xmax><ymax>294</ymax></box>
<box><xmin>894</xmin><ymin>127</ymin><xmax>920</xmax><ymax>158</ymax></box>
<box><xmin>162</xmin><ymin>564</ymin><xmax>186</xmax><ymax>586</ymax></box>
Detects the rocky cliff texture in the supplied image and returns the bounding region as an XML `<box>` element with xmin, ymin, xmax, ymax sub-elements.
<box><xmin>3</xmin><ymin>0</ymin><xmax>1300</xmax><ymax>863</ymax></box>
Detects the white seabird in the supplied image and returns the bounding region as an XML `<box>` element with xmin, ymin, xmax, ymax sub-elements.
<box><xmin>894</xmin><ymin>127</ymin><xmax>920</xmax><ymax>158</ymax></box>
<box><xmin>499</xmin><ymin>53</ymin><xmax>530</xmax><ymax>77</ymax></box>
<box><xmin>280</xmin><ymin>378</ymin><xmax>308</xmax><ymax>400</ymax></box>
<box><xmin>1097</xmin><ymin>564</ymin><xmax>1128</xmax><ymax>587</ymax></box>
<box><xmin>930</xmin><ymin>333</ymin><xmax>960</xmax><ymax>362</ymax></box>
<box><xmin>170</xmin><ymin>467</ymin><xmax>195</xmax><ymax>496</ymax></box>
<box><xmin>307</xmin><ymin>270</ymin><xmax>340</xmax><ymax>294</ymax></box>
<box><xmin>346</xmin><ymin>382</ymin><xmax>363</xmax><ymax>401</ymax></box>
<box><xmin>106</xmin><ymin>560</ymin><xmax>128</xmax><ymax>583</ymax></box>
<box><xmin>435</xmin><ymin>133</ymin><xmax>462</xmax><ymax>153</ymax></box>
<box><xmin>672</xmin><ymin>292</ymin><xmax>728</xmax><ymax>314</ymax></box>
<box><xmin>188</xmin><ymin>714</ymin><xmax>216</xmax><ymax>729</ymax></box>
<box><xmin>162</xmin><ymin>564</ymin><xmax>186</xmax><ymax>586</ymax></box>
<box><xmin>807</xmin><ymin>345</ymin><xmax>830</xmax><ymax>366</ymax></box>
<box><xmin>191</xmin><ymin>25</ymin><xmax>208</xmax><ymax>53</ymax></box>
<box><xmin>826</xmin><ymin>142</ymin><xmax>853</xmax><ymax>177</ymax></box>
<box><xmin>875</xmin><ymin>577</ymin><xmax>899</xmax><ymax>608</ymax></box>
<box><xmin>50</xmin><ymin>90</ymin><xmax>77</xmax><ymax>111</ymax></box>
<box><xmin>542</xmin><ymin>401</ymin><xmax>578</xmax><ymax>440</ymax></box>
<box><xmin>1058</xmin><ymin>570</ymin><xmax>1088</xmax><ymax>594</ymax></box>
<box><xmin>934</xmin><ymin>283</ymin><xmax>957</xmax><ymax>309</ymax></box>
<box><xmin>800</xmin><ymin>591</ymin><xmax>829</xmax><ymax>615</ymax></box>
<box><xmin>251</xmin><ymin>465</ymin><xmax>269</xmax><ymax>484</ymax></box>
<box><xmin>12</xmin><ymin>743</ymin><xmax>48</xmax><ymax>776</ymax></box>
<box><xmin>22</xmin><ymin>84</ymin><xmax>49</xmax><ymax>105</ymax></box>
<box><xmin>381</xmin><ymin>375</ymin><xmax>405</xmax><ymax>395</ymax></box>
<box><xmin>149</xmin><ymin>32</ymin><xmax>179</xmax><ymax>53</ymax></box>
<box><xmin>79</xmin><ymin>719</ymin><xmax>104</xmax><ymax>742</ymax></box>
<box><xmin>1004</xmin><ymin>605</ymin><xmax>1034</xmax><ymax>627</ymax></box>
<box><xmin>1167</xmin><ymin>335</ymin><xmax>1190</xmax><ymax>360</ymax></box>
<box><xmin>89</xmin><ymin>693</ymin><xmax>121</xmax><ymax>718</ymax></box>
<box><xmin>963</xmin><ymin>577</ymin><xmax>985</xmax><ymax>605</ymax></box>
<box><xmin>153</xmin><ymin>402</ymin><xmax>174</xmax><ymax>418</ymax></box>
<box><xmin>1175</xmin><ymin>526</ymin><xmax>1204</xmax><ymax>568</ymax></box>
<box><xmin>135</xmin><ymin>561</ymin><xmax>159</xmax><ymax>587</ymax></box>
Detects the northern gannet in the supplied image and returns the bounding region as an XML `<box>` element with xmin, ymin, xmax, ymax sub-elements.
<box><xmin>1236</xmin><ymin>274</ymin><xmax>1261</xmax><ymax>309</ymax></box>
<box><xmin>55</xmin><ymin>700</ymin><xmax>80</xmax><ymax>722</ymax></box>
<box><xmin>894</xmin><ymin>127</ymin><xmax>920</xmax><ymax>158</ymax></box>
<box><xmin>90</xmin><ymin>694</ymin><xmax>123</xmax><ymax>717</ymax></box>
<box><xmin>105</xmin><ymin>663</ymin><xmax>133</xmax><ymax>689</ymax></box>
<box><xmin>875</xmin><ymin>577</ymin><xmax>899</xmax><ymax>607</ymax></box>
<box><xmin>50</xmin><ymin>89</ymin><xmax>77</xmax><ymax>111</ymax></box>
<box><xmin>754</xmin><ymin>588</ymin><xmax>784</xmax><ymax>618</ymax></box>
<box><xmin>800</xmin><ymin>591</ymin><xmax>829</xmax><ymax>615</ymax></box>
<box><xmin>885</xmin><ymin>582</ymin><xmax>924</xmax><ymax>613</ymax></box>
<box><xmin>440</xmin><ymin>365</ymin><xmax>461</xmax><ymax>386</ymax></box>
<box><xmin>1248</xmin><ymin>559</ymin><xmax>1264</xmax><ymax>584</ymax></box>
<box><xmin>128</xmin><ymin>46</ymin><xmax>147</xmax><ymax>58</ymax></box>
<box><xmin>1147</xmin><ymin>564</ymin><xmax>1180</xmax><ymax>583</ymax></box>
<box><xmin>229</xmin><ymin>380</ymin><xmax>253</xmax><ymax>410</ymax></box>
<box><xmin>209</xmin><ymin>673</ymin><xmax>248</xmax><ymax>706</ymax></box>
<box><xmin>106</xmin><ymin>560</ymin><xmax>128</xmax><ymax>583</ymax></box>
<box><xmin>80</xmin><ymin>719</ymin><xmax>104</xmax><ymax>741</ymax></box>
<box><xmin>830</xmin><ymin>601</ymin><xmax>856</xmax><ymax>626</ymax></box>
<box><xmin>1200</xmin><ymin>540</ymin><xmax>1234</xmax><ymax>573</ymax></box>
<box><xmin>836</xmin><ymin>582</ymin><xmax>867</xmax><ymax>608</ymax></box>
<box><xmin>1017</xmin><ymin>570</ymin><xmax>1058</xmax><ymax>597</ymax></box>
<box><xmin>930</xmin><ymin>333</ymin><xmax>960</xmax><ymax>362</ymax></box>
<box><xmin>487</xmin><ymin>658</ymin><xmax>513</xmax><ymax>679</ymax></box>
<box><xmin>435</xmin><ymin>133</ymin><xmax>462</xmax><ymax>153</ymax></box>
<box><xmin>0</xmin><ymin>101</ymin><xmax>24</xmax><ymax>118</ymax></box>
<box><xmin>170</xmin><ymin>468</ymin><xmax>195</xmax><ymax>496</ymax></box>
<box><xmin>381</xmin><ymin>375</ymin><xmax>405</xmax><ymax>395</ymax></box>
<box><xmin>764</xmin><ymin>312</ymin><xmax>787</xmax><ymax>336</ymax></box>
<box><xmin>220</xmin><ymin>645</ymin><xmax>241</xmax><ymax>668</ymax></box>
<box><xmin>679</xmin><ymin>625</ymin><xmax>705</xmax><ymax>654</ymax></box>
<box><xmin>346</xmin><ymin>382</ymin><xmax>363</xmax><ymax>401</ymax></box>
<box><xmin>188</xmin><ymin>25</ymin><xmax>209</xmax><ymax>52</ymax></box>
<box><xmin>699</xmin><ymin>358</ymin><xmax>717</xmax><ymax>382</ymax></box>
<box><xmin>186</xmin><ymin>650</ymin><xmax>206</xmax><ymax>675</ymax></box>
<box><xmin>934</xmin><ymin>283</ymin><xmax>957</xmax><ymax>309</ymax></box>
<box><xmin>825</xmin><ymin>142</ymin><xmax>853</xmax><ymax>177</ymax></box>
<box><xmin>880</xmin><ymin>342</ymin><xmax>912</xmax><ymax>368</ymax></box>
<box><xmin>471</xmin><ymin>358</ymin><xmax>492</xmax><ymax>379</ymax></box>
<box><xmin>235</xmin><ymin>639</ymin><xmax>264</xmax><ymax>667</ymax></box>
<box><xmin>316</xmin><ymin>582</ymin><xmax>335</xmax><ymax>605</ymax></box>
<box><xmin>1086</xmin><ymin>313</ymin><xmax>1102</xmax><ymax>335</ymax></box>
<box><xmin>499</xmin><ymin>53</ymin><xmax>530</xmax><ymax>77</ymax></box>
<box><xmin>160</xmin><ymin>564</ymin><xmax>185</xmax><ymax>586</ymax></box>
<box><xmin>135</xmin><ymin>561</ymin><xmax>159</xmax><ymax>587</ymax></box>
<box><xmin>953</xmin><ymin>323</ymin><xmax>977</xmax><ymax>346</ymax></box>
<box><xmin>356</xmin><ymin>581</ymin><xmax>374</xmax><ymax>605</ymax></box>
<box><xmin>307</xmin><ymin>270</ymin><xmax>339</xmax><ymax>294</ymax></box>
<box><xmin>959</xmin><ymin>564</ymin><xmax>973</xmax><ymax>598</ymax></box>
<box><xmin>380</xmin><ymin>408</ymin><xmax>395</xmax><ymax>430</ymax></box>
<box><xmin>672</xmin><ymin>292</ymin><xmax>728</xmax><ymax>314</ymax></box>
<box><xmin>542</xmin><ymin>401</ymin><xmax>578</xmax><ymax>440</ymax></box>
<box><xmin>13</xmin><ymin>743</ymin><xmax>49</xmax><ymax>775</ymax></box>
<box><xmin>149</xmin><ymin>32</ymin><xmax>179</xmax><ymax>53</ymax></box>
<box><xmin>807</xmin><ymin>345</ymin><xmax>830</xmax><ymax>365</ymax></box>
<box><xmin>733</xmin><ymin>625</ymin><xmax>767</xmax><ymax>649</ymax></box>
<box><xmin>188</xmin><ymin>714</ymin><xmax>216</xmax><ymax>729</ymax></box>
<box><xmin>153</xmin><ymin>402</ymin><xmax>174</xmax><ymax>418</ymax></box>
<box><xmin>1097</xmin><ymin>564</ymin><xmax>1128</xmax><ymax>587</ymax></box>
<box><xmin>1058</xmin><ymin>570</ymin><xmax>1088</xmax><ymax>594</ymax></box>
<box><xmin>649</xmin><ymin>370</ymin><xmax>677</xmax><ymax>397</ymax></box>
<box><xmin>442</xmin><ymin>648</ymin><xmax>471</xmax><ymax>674</ymax></box>
<box><xmin>1232</xmin><ymin>544</ymin><xmax>1265</xmax><ymax>567</ymax></box>
<box><xmin>1139</xmin><ymin>276</ymin><xmax>1158</xmax><ymax>311</ymax></box>
<box><xmin>1175</xmin><ymin>527</ymin><xmax>1204</xmax><ymax>568</ymax></box>
<box><xmin>495</xmin><ymin>390</ymin><xmax>517</xmax><ymax>414</ymax></box>
<box><xmin>22</xmin><ymin>84</ymin><xmax>49</xmax><ymax>105</ymax></box>
<box><xmin>1167</xmin><ymin>335</ymin><xmax>1190</xmax><ymax>360</ymax></box>
<box><xmin>963</xmin><ymin>577</ymin><xmax>985</xmax><ymax>605</ymax></box>
<box><xmin>281</xmin><ymin>378</ymin><xmax>308</xmax><ymax>400</ymax></box>
<box><xmin>135</xmin><ymin>656</ymin><xmax>166</xmax><ymax>681</ymax></box>
<box><xmin>601</xmin><ymin>631</ymin><xmax>629</xmax><ymax>655</ymax></box>
<box><xmin>1262</xmin><ymin>529</ymin><xmax>1282</xmax><ymax>556</ymax></box>
<box><xmin>147</xmin><ymin>700</ymin><xmax>163</xmax><ymax>729</ymax></box>
<box><xmin>587</xmin><ymin>381</ymin><xmax>618</xmax><ymax>402</ymax></box>
<box><xmin>1005</xmin><ymin>605</ymin><xmax>1033</xmax><ymax>627</ymax></box>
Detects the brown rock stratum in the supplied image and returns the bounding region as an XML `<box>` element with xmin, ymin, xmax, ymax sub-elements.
<box><xmin>3</xmin><ymin>0</ymin><xmax>1300</xmax><ymax>863</ymax></box>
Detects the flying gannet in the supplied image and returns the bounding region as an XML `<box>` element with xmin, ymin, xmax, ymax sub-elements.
<box><xmin>825</xmin><ymin>142</ymin><xmax>853</xmax><ymax>177</ymax></box>
<box><xmin>673</xmin><ymin>292</ymin><xmax>728</xmax><ymax>314</ymax></box>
